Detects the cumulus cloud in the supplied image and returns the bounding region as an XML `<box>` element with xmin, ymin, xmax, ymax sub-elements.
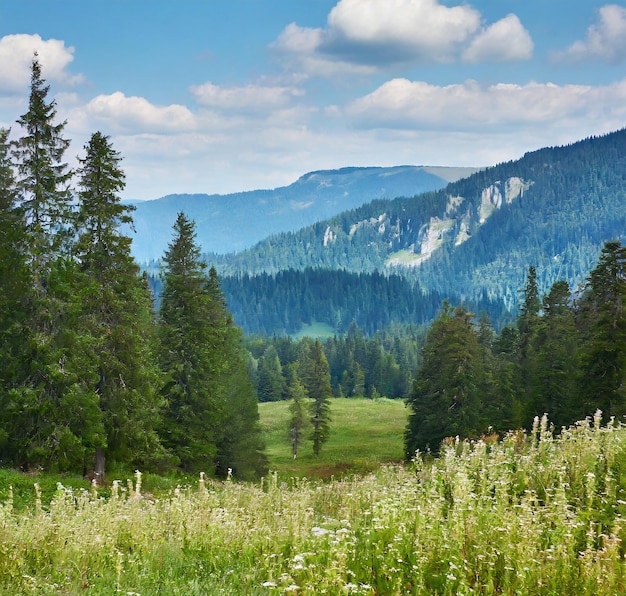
<box><xmin>555</xmin><ymin>4</ymin><xmax>626</xmax><ymax>64</ymax></box>
<box><xmin>345</xmin><ymin>78</ymin><xmax>626</xmax><ymax>131</ymax></box>
<box><xmin>323</xmin><ymin>0</ymin><xmax>481</xmax><ymax>63</ymax></box>
<box><xmin>83</xmin><ymin>92</ymin><xmax>196</xmax><ymax>134</ymax></box>
<box><xmin>189</xmin><ymin>81</ymin><xmax>304</xmax><ymax>114</ymax></box>
<box><xmin>272</xmin><ymin>0</ymin><xmax>531</xmax><ymax>75</ymax></box>
<box><xmin>463</xmin><ymin>14</ymin><xmax>533</xmax><ymax>63</ymax></box>
<box><xmin>0</xmin><ymin>33</ymin><xmax>82</xmax><ymax>93</ymax></box>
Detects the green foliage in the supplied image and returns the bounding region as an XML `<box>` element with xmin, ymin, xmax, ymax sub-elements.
<box><xmin>159</xmin><ymin>213</ymin><xmax>267</xmax><ymax>478</ymax></box>
<box><xmin>287</xmin><ymin>377</ymin><xmax>311</xmax><ymax>460</ymax></box>
<box><xmin>75</xmin><ymin>131</ymin><xmax>166</xmax><ymax>476</ymax></box>
<box><xmin>302</xmin><ymin>340</ymin><xmax>332</xmax><ymax>456</ymax></box>
<box><xmin>219</xmin><ymin>267</ymin><xmax>509</xmax><ymax>337</ymax></box>
<box><xmin>405</xmin><ymin>303</ymin><xmax>484</xmax><ymax>456</ymax></box>
<box><xmin>578</xmin><ymin>241</ymin><xmax>626</xmax><ymax>421</ymax></box>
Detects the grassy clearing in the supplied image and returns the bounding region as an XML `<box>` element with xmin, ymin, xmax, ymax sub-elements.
<box><xmin>259</xmin><ymin>397</ymin><xmax>408</xmax><ymax>479</ymax></box>
<box><xmin>1</xmin><ymin>414</ymin><xmax>626</xmax><ymax>593</ymax></box>
<box><xmin>290</xmin><ymin>321</ymin><xmax>336</xmax><ymax>340</ymax></box>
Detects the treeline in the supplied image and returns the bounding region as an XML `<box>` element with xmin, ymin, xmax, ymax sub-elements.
<box><xmin>0</xmin><ymin>58</ymin><xmax>266</xmax><ymax>480</ymax></box>
<box><xmin>246</xmin><ymin>323</ymin><xmax>425</xmax><ymax>402</ymax></box>
<box><xmin>220</xmin><ymin>269</ymin><xmax>512</xmax><ymax>336</ymax></box>
<box><xmin>405</xmin><ymin>240</ymin><xmax>626</xmax><ymax>455</ymax></box>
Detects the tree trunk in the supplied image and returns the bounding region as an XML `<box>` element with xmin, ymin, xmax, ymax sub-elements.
<box><xmin>94</xmin><ymin>447</ymin><xmax>106</xmax><ymax>485</ymax></box>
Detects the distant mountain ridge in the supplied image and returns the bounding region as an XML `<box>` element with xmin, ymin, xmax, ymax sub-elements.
<box><xmin>213</xmin><ymin>128</ymin><xmax>626</xmax><ymax>318</ymax></box>
<box><xmin>126</xmin><ymin>165</ymin><xmax>479</xmax><ymax>263</ymax></box>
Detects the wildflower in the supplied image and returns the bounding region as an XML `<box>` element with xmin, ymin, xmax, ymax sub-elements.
<box><xmin>311</xmin><ymin>526</ymin><xmax>331</xmax><ymax>537</ymax></box>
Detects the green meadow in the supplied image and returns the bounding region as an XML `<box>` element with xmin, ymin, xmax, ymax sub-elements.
<box><xmin>259</xmin><ymin>397</ymin><xmax>408</xmax><ymax>478</ymax></box>
<box><xmin>1</xmin><ymin>405</ymin><xmax>626</xmax><ymax>594</ymax></box>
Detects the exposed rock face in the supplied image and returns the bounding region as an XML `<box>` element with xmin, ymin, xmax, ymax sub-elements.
<box><xmin>326</xmin><ymin>176</ymin><xmax>533</xmax><ymax>270</ymax></box>
<box><xmin>323</xmin><ymin>225</ymin><xmax>336</xmax><ymax>246</ymax></box>
<box><xmin>387</xmin><ymin>176</ymin><xmax>532</xmax><ymax>268</ymax></box>
<box><xmin>479</xmin><ymin>177</ymin><xmax>532</xmax><ymax>223</ymax></box>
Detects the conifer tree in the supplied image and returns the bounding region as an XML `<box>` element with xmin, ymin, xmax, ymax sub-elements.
<box><xmin>159</xmin><ymin>213</ymin><xmax>222</xmax><ymax>471</ymax></box>
<box><xmin>4</xmin><ymin>56</ymin><xmax>90</xmax><ymax>470</ymax></box>
<box><xmin>12</xmin><ymin>55</ymin><xmax>73</xmax><ymax>279</ymax></box>
<box><xmin>529</xmin><ymin>281</ymin><xmax>579</xmax><ymax>428</ymax></box>
<box><xmin>405</xmin><ymin>303</ymin><xmax>483</xmax><ymax>456</ymax></box>
<box><xmin>577</xmin><ymin>241</ymin><xmax>626</xmax><ymax>421</ymax></box>
<box><xmin>287</xmin><ymin>375</ymin><xmax>310</xmax><ymax>460</ymax></box>
<box><xmin>257</xmin><ymin>345</ymin><xmax>286</xmax><ymax>402</ymax></box>
<box><xmin>159</xmin><ymin>213</ymin><xmax>266</xmax><ymax>476</ymax></box>
<box><xmin>75</xmin><ymin>131</ymin><xmax>166</xmax><ymax>478</ymax></box>
<box><xmin>302</xmin><ymin>339</ymin><xmax>332</xmax><ymax>455</ymax></box>
<box><xmin>0</xmin><ymin>127</ymin><xmax>30</xmax><ymax>460</ymax></box>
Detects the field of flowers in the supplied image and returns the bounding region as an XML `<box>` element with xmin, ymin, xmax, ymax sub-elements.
<box><xmin>1</xmin><ymin>412</ymin><xmax>626</xmax><ymax>594</ymax></box>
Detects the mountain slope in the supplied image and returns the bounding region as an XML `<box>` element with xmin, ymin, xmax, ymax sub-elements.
<box><xmin>126</xmin><ymin>165</ymin><xmax>477</xmax><ymax>262</ymax></box>
<box><xmin>213</xmin><ymin>128</ymin><xmax>626</xmax><ymax>311</ymax></box>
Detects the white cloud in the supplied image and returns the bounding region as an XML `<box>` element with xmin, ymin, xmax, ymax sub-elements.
<box><xmin>325</xmin><ymin>0</ymin><xmax>481</xmax><ymax>61</ymax></box>
<box><xmin>83</xmin><ymin>92</ymin><xmax>196</xmax><ymax>134</ymax></box>
<box><xmin>555</xmin><ymin>4</ymin><xmax>626</xmax><ymax>64</ymax></box>
<box><xmin>272</xmin><ymin>0</ymin><xmax>531</xmax><ymax>75</ymax></box>
<box><xmin>463</xmin><ymin>14</ymin><xmax>533</xmax><ymax>63</ymax></box>
<box><xmin>189</xmin><ymin>81</ymin><xmax>304</xmax><ymax>114</ymax></box>
<box><xmin>345</xmin><ymin>78</ymin><xmax>626</xmax><ymax>131</ymax></box>
<box><xmin>0</xmin><ymin>34</ymin><xmax>82</xmax><ymax>93</ymax></box>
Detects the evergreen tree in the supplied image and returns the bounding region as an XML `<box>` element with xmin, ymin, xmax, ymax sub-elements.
<box><xmin>302</xmin><ymin>339</ymin><xmax>332</xmax><ymax>455</ymax></box>
<box><xmin>256</xmin><ymin>345</ymin><xmax>286</xmax><ymax>402</ymax></box>
<box><xmin>405</xmin><ymin>303</ymin><xmax>484</xmax><ymax>456</ymax></box>
<box><xmin>491</xmin><ymin>325</ymin><xmax>522</xmax><ymax>430</ymax></box>
<box><xmin>3</xmin><ymin>56</ymin><xmax>87</xmax><ymax>470</ymax></box>
<box><xmin>517</xmin><ymin>266</ymin><xmax>542</xmax><ymax>422</ymax></box>
<box><xmin>12</xmin><ymin>55</ymin><xmax>73</xmax><ymax>280</ymax></box>
<box><xmin>577</xmin><ymin>241</ymin><xmax>626</xmax><ymax>421</ymax></box>
<box><xmin>159</xmin><ymin>213</ymin><xmax>266</xmax><ymax>477</ymax></box>
<box><xmin>209</xmin><ymin>268</ymin><xmax>267</xmax><ymax>479</ymax></box>
<box><xmin>159</xmin><ymin>213</ymin><xmax>224</xmax><ymax>471</ymax></box>
<box><xmin>287</xmin><ymin>375</ymin><xmax>310</xmax><ymax>460</ymax></box>
<box><xmin>75</xmin><ymin>131</ymin><xmax>166</xmax><ymax>478</ymax></box>
<box><xmin>529</xmin><ymin>281</ymin><xmax>579</xmax><ymax>428</ymax></box>
<box><xmin>0</xmin><ymin>127</ymin><xmax>30</xmax><ymax>461</ymax></box>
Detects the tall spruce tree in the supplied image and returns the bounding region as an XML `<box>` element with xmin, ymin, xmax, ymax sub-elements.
<box><xmin>302</xmin><ymin>339</ymin><xmax>332</xmax><ymax>456</ymax></box>
<box><xmin>405</xmin><ymin>303</ymin><xmax>483</xmax><ymax>456</ymax></box>
<box><xmin>577</xmin><ymin>241</ymin><xmax>626</xmax><ymax>421</ymax></box>
<box><xmin>0</xmin><ymin>127</ymin><xmax>30</xmax><ymax>461</ymax></box>
<box><xmin>529</xmin><ymin>281</ymin><xmax>579</xmax><ymax>428</ymax></box>
<box><xmin>159</xmin><ymin>213</ymin><xmax>266</xmax><ymax>476</ymax></box>
<box><xmin>12</xmin><ymin>55</ymin><xmax>73</xmax><ymax>280</ymax></box>
<box><xmin>4</xmin><ymin>56</ymin><xmax>92</xmax><ymax>470</ymax></box>
<box><xmin>159</xmin><ymin>212</ymin><xmax>222</xmax><ymax>471</ymax></box>
<box><xmin>75</xmin><ymin>131</ymin><xmax>166</xmax><ymax>478</ymax></box>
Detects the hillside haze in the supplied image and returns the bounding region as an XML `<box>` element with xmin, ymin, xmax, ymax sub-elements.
<box><xmin>127</xmin><ymin>165</ymin><xmax>478</xmax><ymax>263</ymax></box>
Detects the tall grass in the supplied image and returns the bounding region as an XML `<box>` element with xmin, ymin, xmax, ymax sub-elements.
<box><xmin>1</xmin><ymin>413</ymin><xmax>626</xmax><ymax>594</ymax></box>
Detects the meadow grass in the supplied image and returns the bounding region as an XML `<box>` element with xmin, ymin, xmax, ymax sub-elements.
<box><xmin>1</xmin><ymin>411</ymin><xmax>626</xmax><ymax>593</ymax></box>
<box><xmin>259</xmin><ymin>397</ymin><xmax>408</xmax><ymax>478</ymax></box>
<box><xmin>290</xmin><ymin>321</ymin><xmax>337</xmax><ymax>340</ymax></box>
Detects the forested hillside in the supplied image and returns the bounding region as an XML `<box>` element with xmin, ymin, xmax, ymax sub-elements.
<box><xmin>211</xmin><ymin>129</ymin><xmax>626</xmax><ymax>311</ymax></box>
<box><xmin>127</xmin><ymin>165</ymin><xmax>473</xmax><ymax>262</ymax></box>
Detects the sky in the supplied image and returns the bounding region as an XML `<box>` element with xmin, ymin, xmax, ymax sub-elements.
<box><xmin>1</xmin><ymin>0</ymin><xmax>625</xmax><ymax>200</ymax></box>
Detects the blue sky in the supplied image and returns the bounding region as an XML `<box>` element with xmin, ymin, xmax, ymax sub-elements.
<box><xmin>1</xmin><ymin>0</ymin><xmax>625</xmax><ymax>199</ymax></box>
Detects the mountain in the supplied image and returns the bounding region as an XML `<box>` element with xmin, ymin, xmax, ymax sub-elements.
<box><xmin>126</xmin><ymin>165</ymin><xmax>478</xmax><ymax>263</ymax></box>
<box><xmin>212</xmin><ymin>128</ymin><xmax>626</xmax><ymax>320</ymax></box>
